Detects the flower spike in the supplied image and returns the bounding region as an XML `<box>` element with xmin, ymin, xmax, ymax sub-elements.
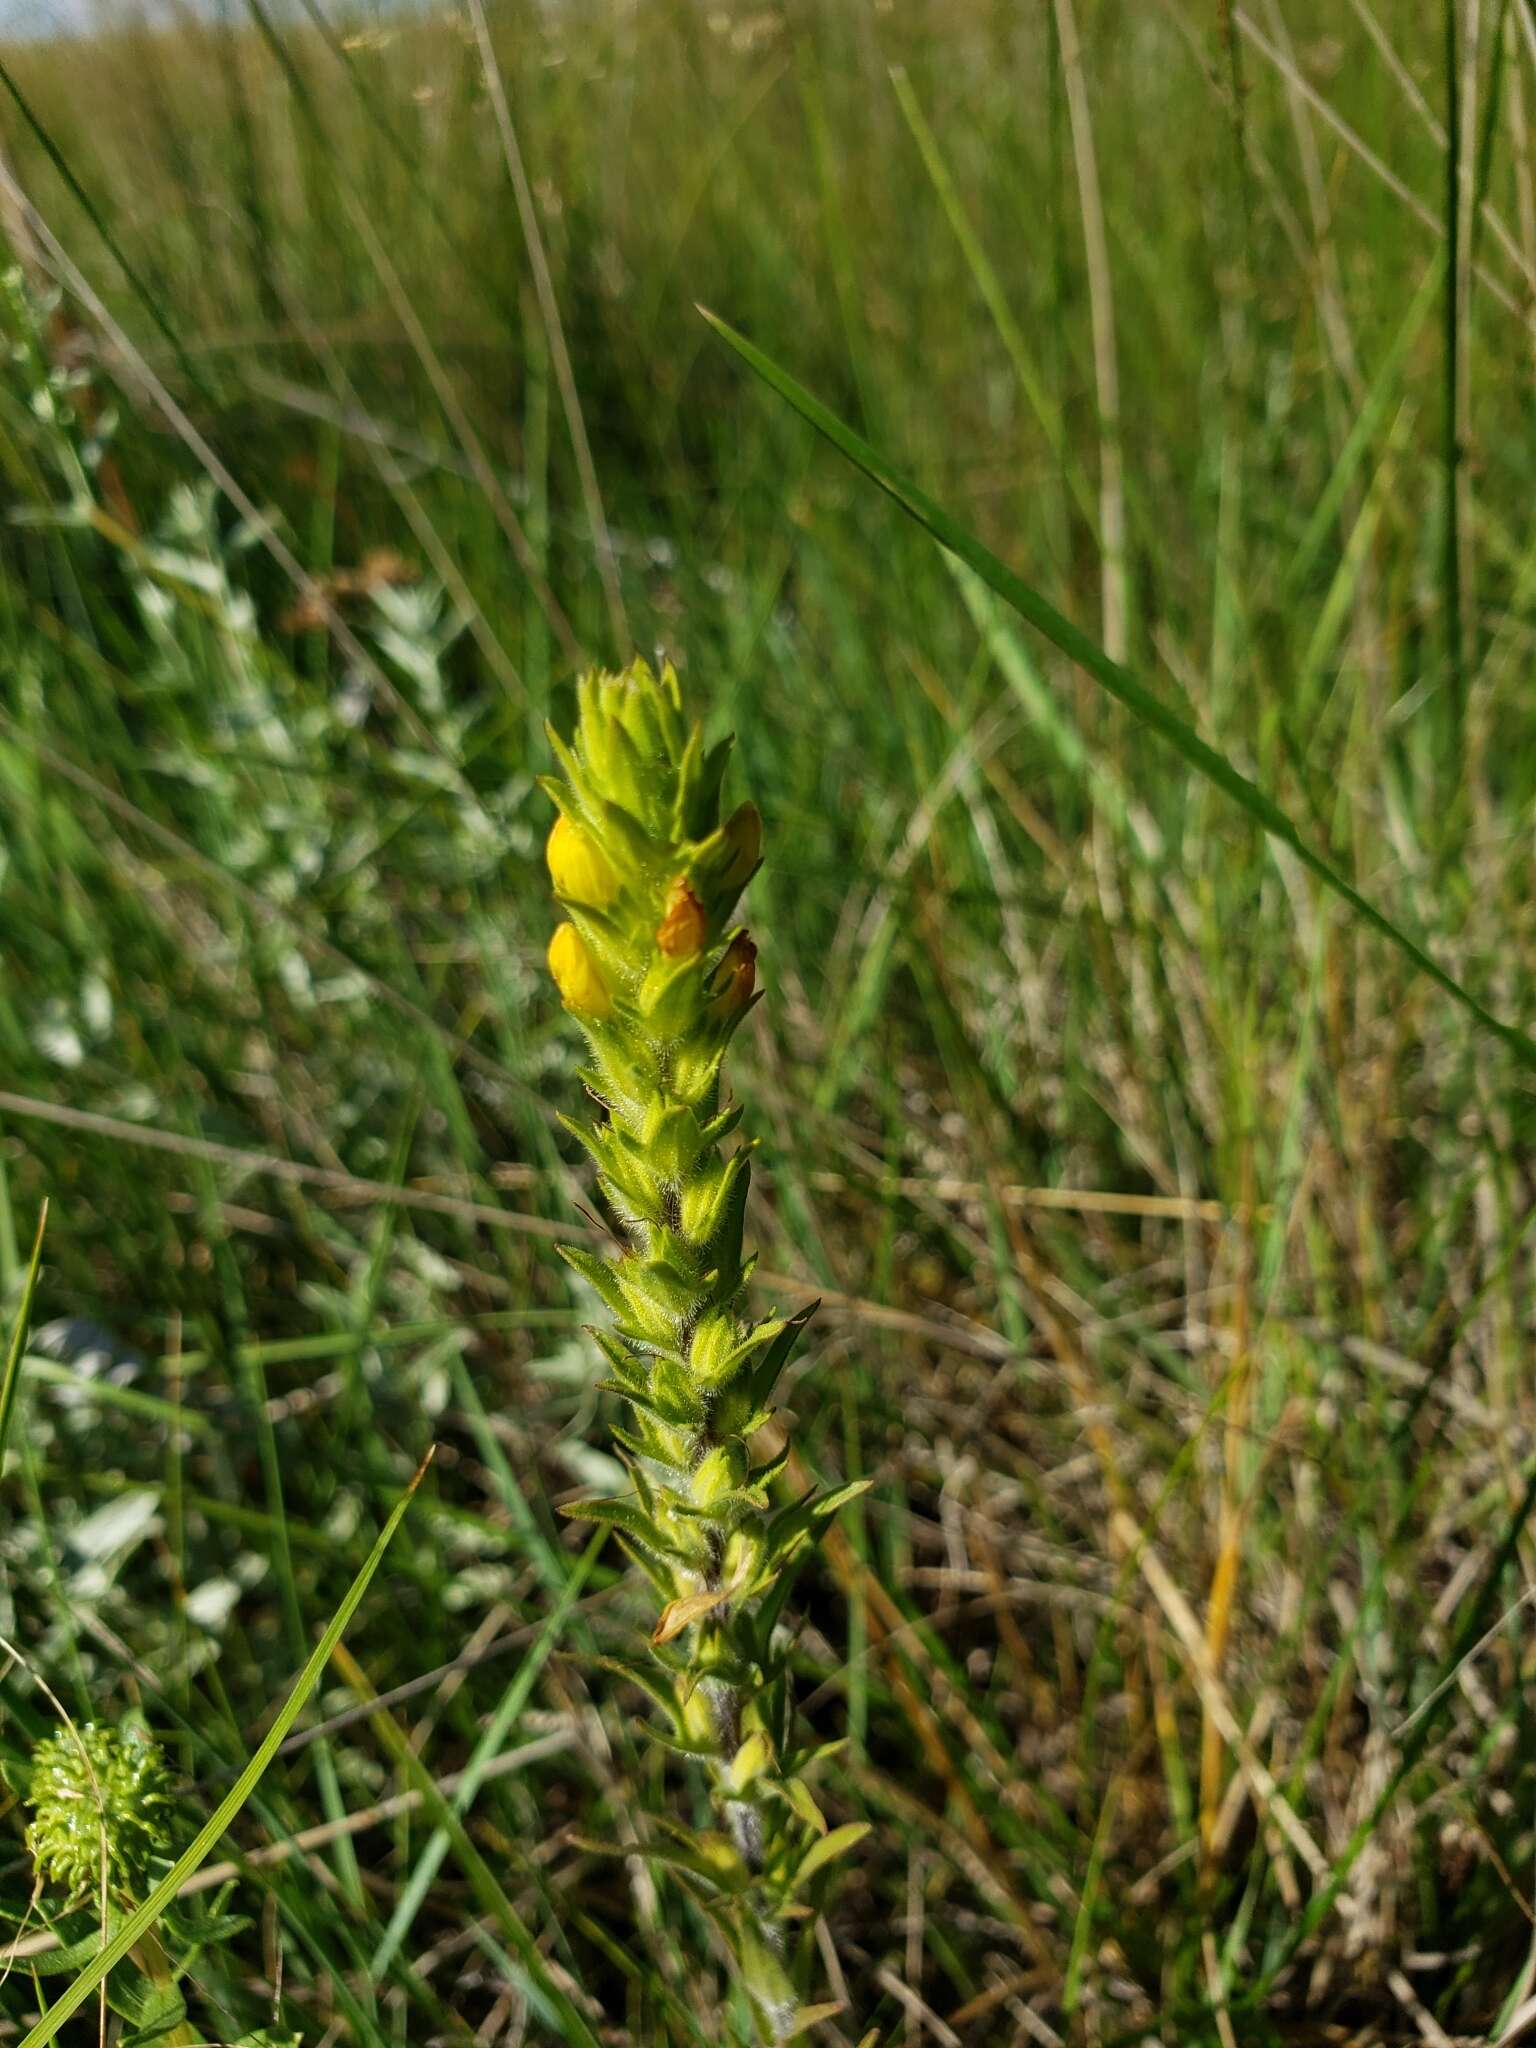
<box><xmin>545</xmin><ymin>657</ymin><xmax>869</xmax><ymax>2041</ymax></box>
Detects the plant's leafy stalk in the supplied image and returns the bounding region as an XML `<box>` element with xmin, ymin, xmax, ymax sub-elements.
<box><xmin>544</xmin><ymin>659</ymin><xmax>868</xmax><ymax>2042</ymax></box>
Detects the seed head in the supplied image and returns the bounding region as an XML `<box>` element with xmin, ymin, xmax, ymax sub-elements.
<box><xmin>26</xmin><ymin>1721</ymin><xmax>176</xmax><ymax>1903</ymax></box>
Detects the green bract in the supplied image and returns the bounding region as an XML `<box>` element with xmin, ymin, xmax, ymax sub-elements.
<box><xmin>544</xmin><ymin>659</ymin><xmax>869</xmax><ymax>2043</ymax></box>
<box><xmin>26</xmin><ymin>1720</ymin><xmax>176</xmax><ymax>1904</ymax></box>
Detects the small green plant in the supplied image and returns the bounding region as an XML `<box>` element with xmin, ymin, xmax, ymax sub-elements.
<box><xmin>544</xmin><ymin>659</ymin><xmax>871</xmax><ymax>2043</ymax></box>
<box><xmin>25</xmin><ymin>1721</ymin><xmax>176</xmax><ymax>1905</ymax></box>
<box><xmin>22</xmin><ymin>1717</ymin><xmax>208</xmax><ymax>2045</ymax></box>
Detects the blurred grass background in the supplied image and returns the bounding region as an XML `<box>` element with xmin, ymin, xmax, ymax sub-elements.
<box><xmin>0</xmin><ymin>0</ymin><xmax>1534</xmax><ymax>2039</ymax></box>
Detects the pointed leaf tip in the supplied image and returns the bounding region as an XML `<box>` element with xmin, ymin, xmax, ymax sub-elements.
<box><xmin>783</xmin><ymin>2004</ymin><xmax>846</xmax><ymax>2040</ymax></box>
<box><xmin>653</xmin><ymin>1584</ymin><xmax>729</xmax><ymax>1644</ymax></box>
<box><xmin>790</xmin><ymin>1820</ymin><xmax>871</xmax><ymax>1893</ymax></box>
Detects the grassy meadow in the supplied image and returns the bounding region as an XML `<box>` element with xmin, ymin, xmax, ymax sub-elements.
<box><xmin>0</xmin><ymin>0</ymin><xmax>1535</xmax><ymax>2038</ymax></box>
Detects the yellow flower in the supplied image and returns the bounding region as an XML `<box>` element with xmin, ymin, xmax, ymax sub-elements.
<box><xmin>720</xmin><ymin>803</ymin><xmax>763</xmax><ymax>891</ymax></box>
<box><xmin>656</xmin><ymin>877</ymin><xmax>707</xmax><ymax>958</ymax></box>
<box><xmin>546</xmin><ymin>814</ymin><xmax>618</xmax><ymax>907</ymax></box>
<box><xmin>548</xmin><ymin>921</ymin><xmax>612</xmax><ymax>1017</ymax></box>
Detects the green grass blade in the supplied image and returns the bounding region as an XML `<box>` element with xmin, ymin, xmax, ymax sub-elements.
<box><xmin>0</xmin><ymin>1201</ymin><xmax>46</xmax><ymax>1465</ymax></box>
<box><xmin>331</xmin><ymin>1639</ymin><xmax>604</xmax><ymax>2048</ymax></box>
<box><xmin>697</xmin><ymin>304</ymin><xmax>1536</xmax><ymax>1074</ymax></box>
<box><xmin>1442</xmin><ymin>0</ymin><xmax>1464</xmax><ymax>722</ymax></box>
<box><xmin>0</xmin><ymin>60</ymin><xmax>210</xmax><ymax>404</ymax></box>
<box><xmin>889</xmin><ymin>65</ymin><xmax>1091</xmax><ymax>536</ymax></box>
<box><xmin>1243</xmin><ymin>1449</ymin><xmax>1536</xmax><ymax>2006</ymax></box>
<box><xmin>18</xmin><ymin>1448</ymin><xmax>435</xmax><ymax>2048</ymax></box>
<box><xmin>368</xmin><ymin>1524</ymin><xmax>605</xmax><ymax>1980</ymax></box>
<box><xmin>948</xmin><ymin>557</ymin><xmax>1141</xmax><ymax>846</ymax></box>
<box><xmin>1283</xmin><ymin>251</ymin><xmax>1445</xmax><ymax>600</ymax></box>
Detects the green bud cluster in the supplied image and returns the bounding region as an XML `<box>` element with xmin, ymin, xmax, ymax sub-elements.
<box><xmin>26</xmin><ymin>1720</ymin><xmax>176</xmax><ymax>1904</ymax></box>
<box><xmin>543</xmin><ymin>660</ymin><xmax>869</xmax><ymax>2043</ymax></box>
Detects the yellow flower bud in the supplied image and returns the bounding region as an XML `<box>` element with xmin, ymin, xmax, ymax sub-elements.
<box><xmin>709</xmin><ymin>932</ymin><xmax>757</xmax><ymax>1021</ymax></box>
<box><xmin>656</xmin><ymin>876</ymin><xmax>707</xmax><ymax>958</ymax></box>
<box><xmin>682</xmin><ymin>1682</ymin><xmax>719</xmax><ymax>1748</ymax></box>
<box><xmin>728</xmin><ymin>1728</ymin><xmax>773</xmax><ymax>1792</ymax></box>
<box><xmin>720</xmin><ymin>803</ymin><xmax>763</xmax><ymax>891</ymax></box>
<box><xmin>546</xmin><ymin>814</ymin><xmax>618</xmax><ymax>907</ymax></box>
<box><xmin>548</xmin><ymin>921</ymin><xmax>612</xmax><ymax>1017</ymax></box>
<box><xmin>692</xmin><ymin>1441</ymin><xmax>746</xmax><ymax>1506</ymax></box>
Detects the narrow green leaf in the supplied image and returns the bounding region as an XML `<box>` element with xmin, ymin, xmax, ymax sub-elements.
<box><xmin>330</xmin><ymin>1641</ymin><xmax>604</xmax><ymax>2046</ymax></box>
<box><xmin>783</xmin><ymin>2003</ymin><xmax>846</xmax><ymax>2040</ymax></box>
<box><xmin>15</xmin><ymin>1908</ymin><xmax>127</xmax><ymax>1975</ymax></box>
<box><xmin>367</xmin><ymin>1525</ymin><xmax>605</xmax><ymax>1980</ymax></box>
<box><xmin>814</xmin><ymin>1479</ymin><xmax>873</xmax><ymax>1519</ymax></box>
<box><xmin>19</xmin><ymin>1449</ymin><xmax>435</xmax><ymax>2048</ymax></box>
<box><xmin>0</xmin><ymin>1201</ymin><xmax>46</xmax><ymax>1465</ymax></box>
<box><xmin>698</xmin><ymin>305</ymin><xmax>1536</xmax><ymax>1075</ymax></box>
<box><xmin>1284</xmin><ymin>251</ymin><xmax>1445</xmax><ymax>599</ymax></box>
<box><xmin>572</xmin><ymin>1650</ymin><xmax>683</xmax><ymax>1726</ymax></box>
<box><xmin>557</xmin><ymin>1245</ymin><xmax>632</xmax><ymax>1321</ymax></box>
<box><xmin>558</xmin><ymin>1493</ymin><xmax>670</xmax><ymax>1555</ymax></box>
<box><xmin>778</xmin><ymin>1774</ymin><xmax>826</xmax><ymax>1835</ymax></box>
<box><xmin>789</xmin><ymin>1820</ymin><xmax>870</xmax><ymax>1892</ymax></box>
<box><xmin>577</xmin><ymin>1831</ymin><xmax>747</xmax><ymax>1892</ymax></box>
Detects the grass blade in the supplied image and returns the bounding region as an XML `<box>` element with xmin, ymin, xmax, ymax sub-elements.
<box><xmin>0</xmin><ymin>1200</ymin><xmax>46</xmax><ymax>1465</ymax></box>
<box><xmin>18</xmin><ymin>1448</ymin><xmax>436</xmax><ymax>2047</ymax></box>
<box><xmin>889</xmin><ymin>64</ymin><xmax>1092</xmax><ymax>535</ymax></box>
<box><xmin>368</xmin><ymin>1524</ymin><xmax>605</xmax><ymax>1980</ymax></box>
<box><xmin>1283</xmin><ymin>250</ymin><xmax>1445</xmax><ymax>599</ymax></box>
<box><xmin>697</xmin><ymin>304</ymin><xmax>1536</xmax><ymax>1074</ymax></box>
<box><xmin>331</xmin><ymin>1639</ymin><xmax>605</xmax><ymax>2047</ymax></box>
<box><xmin>1241</xmin><ymin>1450</ymin><xmax>1536</xmax><ymax>2006</ymax></box>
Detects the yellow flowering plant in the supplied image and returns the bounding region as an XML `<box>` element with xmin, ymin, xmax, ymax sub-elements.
<box><xmin>543</xmin><ymin>659</ymin><xmax>871</xmax><ymax>2044</ymax></box>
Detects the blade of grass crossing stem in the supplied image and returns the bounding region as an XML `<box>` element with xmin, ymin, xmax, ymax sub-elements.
<box><xmin>369</xmin><ymin>1526</ymin><xmax>605</xmax><ymax>1980</ymax></box>
<box><xmin>0</xmin><ymin>1201</ymin><xmax>45</xmax><ymax>1463</ymax></box>
<box><xmin>948</xmin><ymin>557</ymin><xmax>1143</xmax><ymax>848</ymax></box>
<box><xmin>697</xmin><ymin>306</ymin><xmax>1536</xmax><ymax>1074</ymax></box>
<box><xmin>18</xmin><ymin>1449</ymin><xmax>435</xmax><ymax>2048</ymax></box>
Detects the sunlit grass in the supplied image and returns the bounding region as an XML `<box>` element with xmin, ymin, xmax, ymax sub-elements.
<box><xmin>0</xmin><ymin>0</ymin><xmax>1532</xmax><ymax>2040</ymax></box>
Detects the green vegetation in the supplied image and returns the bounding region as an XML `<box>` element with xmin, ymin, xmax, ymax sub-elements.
<box><xmin>0</xmin><ymin>0</ymin><xmax>1533</xmax><ymax>2040</ymax></box>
